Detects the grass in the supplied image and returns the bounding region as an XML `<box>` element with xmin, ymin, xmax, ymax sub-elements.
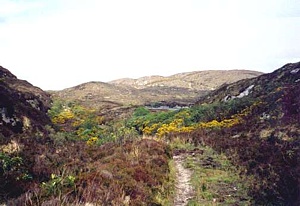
<box><xmin>154</xmin><ymin>159</ymin><xmax>177</xmax><ymax>205</ymax></box>
<box><xmin>182</xmin><ymin>146</ymin><xmax>252</xmax><ymax>205</ymax></box>
<box><xmin>167</xmin><ymin>136</ymin><xmax>251</xmax><ymax>205</ymax></box>
<box><xmin>169</xmin><ymin>136</ymin><xmax>196</xmax><ymax>151</ymax></box>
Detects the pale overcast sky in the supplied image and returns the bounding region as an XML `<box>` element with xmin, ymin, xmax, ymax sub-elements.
<box><xmin>0</xmin><ymin>0</ymin><xmax>299</xmax><ymax>90</ymax></box>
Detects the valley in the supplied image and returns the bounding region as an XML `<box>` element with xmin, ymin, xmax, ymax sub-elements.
<box><xmin>0</xmin><ymin>63</ymin><xmax>299</xmax><ymax>205</ymax></box>
<box><xmin>50</xmin><ymin>70</ymin><xmax>262</xmax><ymax>110</ymax></box>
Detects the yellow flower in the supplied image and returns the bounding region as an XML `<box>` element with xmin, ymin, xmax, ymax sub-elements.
<box><xmin>87</xmin><ymin>137</ymin><xmax>98</xmax><ymax>145</ymax></box>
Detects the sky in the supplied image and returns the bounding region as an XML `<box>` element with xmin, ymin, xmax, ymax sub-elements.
<box><xmin>0</xmin><ymin>0</ymin><xmax>300</xmax><ymax>90</ymax></box>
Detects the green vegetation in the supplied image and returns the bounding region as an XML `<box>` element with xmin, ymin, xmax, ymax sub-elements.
<box><xmin>185</xmin><ymin>146</ymin><xmax>251</xmax><ymax>205</ymax></box>
<box><xmin>0</xmin><ymin>100</ymin><xmax>175</xmax><ymax>205</ymax></box>
<box><xmin>41</xmin><ymin>172</ymin><xmax>76</xmax><ymax>198</ymax></box>
<box><xmin>124</xmin><ymin>87</ymin><xmax>300</xmax><ymax>205</ymax></box>
<box><xmin>153</xmin><ymin>159</ymin><xmax>177</xmax><ymax>205</ymax></box>
<box><xmin>169</xmin><ymin>138</ymin><xmax>251</xmax><ymax>205</ymax></box>
<box><xmin>126</xmin><ymin>97</ymin><xmax>255</xmax><ymax>138</ymax></box>
<box><xmin>2</xmin><ymin>71</ymin><xmax>300</xmax><ymax>205</ymax></box>
<box><xmin>0</xmin><ymin>152</ymin><xmax>32</xmax><ymax>182</ymax></box>
<box><xmin>48</xmin><ymin>100</ymin><xmax>139</xmax><ymax>145</ymax></box>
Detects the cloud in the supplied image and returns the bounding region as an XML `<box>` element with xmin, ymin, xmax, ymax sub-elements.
<box><xmin>0</xmin><ymin>17</ymin><xmax>5</xmax><ymax>23</ymax></box>
<box><xmin>0</xmin><ymin>0</ymin><xmax>45</xmax><ymax>20</ymax></box>
<box><xmin>0</xmin><ymin>0</ymin><xmax>299</xmax><ymax>90</ymax></box>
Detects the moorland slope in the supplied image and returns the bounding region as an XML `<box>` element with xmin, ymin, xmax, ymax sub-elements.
<box><xmin>51</xmin><ymin>70</ymin><xmax>262</xmax><ymax>109</ymax></box>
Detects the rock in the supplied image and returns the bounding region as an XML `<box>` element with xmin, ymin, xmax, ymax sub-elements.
<box><xmin>0</xmin><ymin>66</ymin><xmax>52</xmax><ymax>137</ymax></box>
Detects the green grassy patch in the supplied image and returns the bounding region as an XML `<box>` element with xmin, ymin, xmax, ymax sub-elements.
<box><xmin>154</xmin><ymin>159</ymin><xmax>177</xmax><ymax>205</ymax></box>
<box><xmin>184</xmin><ymin>146</ymin><xmax>252</xmax><ymax>205</ymax></box>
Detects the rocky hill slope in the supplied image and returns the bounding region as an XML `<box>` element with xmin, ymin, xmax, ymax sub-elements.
<box><xmin>193</xmin><ymin>62</ymin><xmax>300</xmax><ymax>204</ymax></box>
<box><xmin>0</xmin><ymin>66</ymin><xmax>51</xmax><ymax>137</ymax></box>
<box><xmin>125</xmin><ymin>61</ymin><xmax>300</xmax><ymax>205</ymax></box>
<box><xmin>51</xmin><ymin>70</ymin><xmax>262</xmax><ymax>109</ymax></box>
<box><xmin>0</xmin><ymin>66</ymin><xmax>53</xmax><ymax>201</ymax></box>
<box><xmin>197</xmin><ymin>63</ymin><xmax>300</xmax><ymax>104</ymax></box>
<box><xmin>110</xmin><ymin>70</ymin><xmax>261</xmax><ymax>90</ymax></box>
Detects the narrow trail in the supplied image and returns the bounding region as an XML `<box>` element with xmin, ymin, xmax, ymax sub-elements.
<box><xmin>173</xmin><ymin>153</ymin><xmax>194</xmax><ymax>206</ymax></box>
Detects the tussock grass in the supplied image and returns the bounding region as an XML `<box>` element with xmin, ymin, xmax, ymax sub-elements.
<box><xmin>177</xmin><ymin>145</ymin><xmax>252</xmax><ymax>206</ymax></box>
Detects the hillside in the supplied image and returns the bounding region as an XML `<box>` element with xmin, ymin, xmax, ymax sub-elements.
<box><xmin>126</xmin><ymin>61</ymin><xmax>300</xmax><ymax>205</ymax></box>
<box><xmin>197</xmin><ymin>62</ymin><xmax>300</xmax><ymax>104</ymax></box>
<box><xmin>51</xmin><ymin>70</ymin><xmax>262</xmax><ymax>110</ymax></box>
<box><xmin>0</xmin><ymin>67</ymin><xmax>174</xmax><ymax>205</ymax></box>
<box><xmin>1</xmin><ymin>62</ymin><xmax>298</xmax><ymax>205</ymax></box>
<box><xmin>194</xmin><ymin>62</ymin><xmax>300</xmax><ymax>205</ymax></box>
<box><xmin>110</xmin><ymin>70</ymin><xmax>262</xmax><ymax>90</ymax></box>
<box><xmin>194</xmin><ymin>62</ymin><xmax>300</xmax><ymax>204</ymax></box>
<box><xmin>0</xmin><ymin>66</ymin><xmax>54</xmax><ymax>201</ymax></box>
<box><xmin>0</xmin><ymin>66</ymin><xmax>51</xmax><ymax>137</ymax></box>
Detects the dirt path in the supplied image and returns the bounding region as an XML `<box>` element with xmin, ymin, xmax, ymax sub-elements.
<box><xmin>173</xmin><ymin>153</ymin><xmax>194</xmax><ymax>206</ymax></box>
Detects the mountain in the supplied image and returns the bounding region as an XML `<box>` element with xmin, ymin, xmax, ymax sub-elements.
<box><xmin>51</xmin><ymin>70</ymin><xmax>262</xmax><ymax>109</ymax></box>
<box><xmin>192</xmin><ymin>62</ymin><xmax>300</xmax><ymax>204</ymax></box>
<box><xmin>110</xmin><ymin>70</ymin><xmax>262</xmax><ymax>90</ymax></box>
<box><xmin>0</xmin><ymin>66</ymin><xmax>51</xmax><ymax>137</ymax></box>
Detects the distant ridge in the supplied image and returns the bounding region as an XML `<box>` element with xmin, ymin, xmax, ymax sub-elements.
<box><xmin>51</xmin><ymin>69</ymin><xmax>262</xmax><ymax>109</ymax></box>
<box><xmin>109</xmin><ymin>70</ymin><xmax>262</xmax><ymax>90</ymax></box>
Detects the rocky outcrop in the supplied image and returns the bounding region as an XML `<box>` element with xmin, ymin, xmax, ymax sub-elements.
<box><xmin>197</xmin><ymin>62</ymin><xmax>300</xmax><ymax>104</ymax></box>
<box><xmin>0</xmin><ymin>66</ymin><xmax>51</xmax><ymax>137</ymax></box>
